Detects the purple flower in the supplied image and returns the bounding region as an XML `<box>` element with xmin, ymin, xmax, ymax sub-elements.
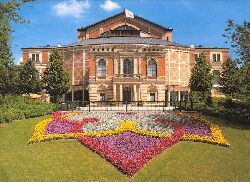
<box><xmin>45</xmin><ymin>122</ymin><xmax>73</xmax><ymax>134</ymax></box>
<box><xmin>185</xmin><ymin>121</ymin><xmax>211</xmax><ymax>136</ymax></box>
<box><xmin>96</xmin><ymin>132</ymin><xmax>165</xmax><ymax>158</ymax></box>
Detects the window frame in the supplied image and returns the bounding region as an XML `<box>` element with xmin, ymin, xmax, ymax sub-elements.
<box><xmin>99</xmin><ymin>93</ymin><xmax>106</xmax><ymax>101</ymax></box>
<box><xmin>97</xmin><ymin>59</ymin><xmax>107</xmax><ymax>77</ymax></box>
<box><xmin>194</xmin><ymin>53</ymin><xmax>200</xmax><ymax>61</ymax></box>
<box><xmin>123</xmin><ymin>59</ymin><xmax>133</xmax><ymax>75</ymax></box>
<box><xmin>147</xmin><ymin>59</ymin><xmax>157</xmax><ymax>77</ymax></box>
<box><xmin>211</xmin><ymin>53</ymin><xmax>222</xmax><ymax>63</ymax></box>
<box><xmin>31</xmin><ymin>53</ymin><xmax>40</xmax><ymax>62</ymax></box>
<box><xmin>149</xmin><ymin>92</ymin><xmax>156</xmax><ymax>101</ymax></box>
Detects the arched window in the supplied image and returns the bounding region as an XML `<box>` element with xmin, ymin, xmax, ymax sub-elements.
<box><xmin>123</xmin><ymin>59</ymin><xmax>133</xmax><ymax>75</ymax></box>
<box><xmin>147</xmin><ymin>59</ymin><xmax>157</xmax><ymax>76</ymax></box>
<box><xmin>97</xmin><ymin>59</ymin><xmax>106</xmax><ymax>77</ymax></box>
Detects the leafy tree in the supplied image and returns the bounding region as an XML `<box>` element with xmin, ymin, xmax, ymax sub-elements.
<box><xmin>189</xmin><ymin>53</ymin><xmax>213</xmax><ymax>102</ymax></box>
<box><xmin>220</xmin><ymin>58</ymin><xmax>239</xmax><ymax>98</ymax></box>
<box><xmin>19</xmin><ymin>59</ymin><xmax>40</xmax><ymax>94</ymax></box>
<box><xmin>223</xmin><ymin>19</ymin><xmax>250</xmax><ymax>98</ymax></box>
<box><xmin>223</xmin><ymin>19</ymin><xmax>250</xmax><ymax>65</ymax></box>
<box><xmin>0</xmin><ymin>60</ymin><xmax>20</xmax><ymax>95</ymax></box>
<box><xmin>238</xmin><ymin>64</ymin><xmax>250</xmax><ymax>99</ymax></box>
<box><xmin>0</xmin><ymin>0</ymin><xmax>33</xmax><ymax>96</ymax></box>
<box><xmin>42</xmin><ymin>49</ymin><xmax>69</xmax><ymax>103</ymax></box>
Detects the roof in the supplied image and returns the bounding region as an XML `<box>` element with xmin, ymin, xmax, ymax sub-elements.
<box><xmin>77</xmin><ymin>9</ymin><xmax>173</xmax><ymax>32</ymax></box>
<box><xmin>194</xmin><ymin>46</ymin><xmax>229</xmax><ymax>50</ymax></box>
<box><xmin>65</xmin><ymin>36</ymin><xmax>188</xmax><ymax>48</ymax></box>
<box><xmin>22</xmin><ymin>45</ymin><xmax>56</xmax><ymax>50</ymax></box>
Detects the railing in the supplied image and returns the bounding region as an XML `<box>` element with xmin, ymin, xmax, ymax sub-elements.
<box><xmin>56</xmin><ymin>100</ymin><xmax>196</xmax><ymax>112</ymax></box>
<box><xmin>113</xmin><ymin>74</ymin><xmax>142</xmax><ymax>80</ymax></box>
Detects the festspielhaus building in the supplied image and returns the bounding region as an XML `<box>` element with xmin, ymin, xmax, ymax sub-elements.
<box><xmin>22</xmin><ymin>9</ymin><xmax>229</xmax><ymax>103</ymax></box>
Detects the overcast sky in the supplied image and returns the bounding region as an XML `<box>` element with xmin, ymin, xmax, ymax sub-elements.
<box><xmin>11</xmin><ymin>0</ymin><xmax>250</xmax><ymax>64</ymax></box>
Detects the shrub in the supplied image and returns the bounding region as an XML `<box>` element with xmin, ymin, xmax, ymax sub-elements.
<box><xmin>0</xmin><ymin>95</ymin><xmax>55</xmax><ymax>124</ymax></box>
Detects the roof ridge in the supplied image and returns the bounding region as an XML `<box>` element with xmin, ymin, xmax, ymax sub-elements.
<box><xmin>77</xmin><ymin>10</ymin><xmax>172</xmax><ymax>32</ymax></box>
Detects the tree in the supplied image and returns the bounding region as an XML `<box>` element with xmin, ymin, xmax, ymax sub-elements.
<box><xmin>220</xmin><ymin>58</ymin><xmax>239</xmax><ymax>98</ymax></box>
<box><xmin>189</xmin><ymin>53</ymin><xmax>213</xmax><ymax>102</ymax></box>
<box><xmin>0</xmin><ymin>0</ymin><xmax>33</xmax><ymax>96</ymax></box>
<box><xmin>42</xmin><ymin>49</ymin><xmax>69</xmax><ymax>102</ymax></box>
<box><xmin>223</xmin><ymin>19</ymin><xmax>250</xmax><ymax>98</ymax></box>
<box><xmin>223</xmin><ymin>19</ymin><xmax>250</xmax><ymax>65</ymax></box>
<box><xmin>19</xmin><ymin>59</ymin><xmax>40</xmax><ymax>94</ymax></box>
<box><xmin>238</xmin><ymin>64</ymin><xmax>250</xmax><ymax>99</ymax></box>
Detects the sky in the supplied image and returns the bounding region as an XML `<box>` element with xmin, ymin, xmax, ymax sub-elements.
<box><xmin>10</xmin><ymin>0</ymin><xmax>250</xmax><ymax>64</ymax></box>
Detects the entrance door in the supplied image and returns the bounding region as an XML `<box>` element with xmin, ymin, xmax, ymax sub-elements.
<box><xmin>123</xmin><ymin>87</ymin><xmax>132</xmax><ymax>103</ymax></box>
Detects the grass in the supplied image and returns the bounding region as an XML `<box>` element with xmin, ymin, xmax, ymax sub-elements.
<box><xmin>0</xmin><ymin>115</ymin><xmax>249</xmax><ymax>182</ymax></box>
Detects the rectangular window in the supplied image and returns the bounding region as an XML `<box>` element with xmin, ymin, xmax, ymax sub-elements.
<box><xmin>180</xmin><ymin>91</ymin><xmax>188</xmax><ymax>101</ymax></box>
<box><xmin>100</xmin><ymin>93</ymin><xmax>105</xmax><ymax>101</ymax></box>
<box><xmin>194</xmin><ymin>53</ymin><xmax>200</xmax><ymax>61</ymax></box>
<box><xmin>212</xmin><ymin>53</ymin><xmax>221</xmax><ymax>62</ymax></box>
<box><xmin>149</xmin><ymin>93</ymin><xmax>155</xmax><ymax>101</ymax></box>
<box><xmin>32</xmin><ymin>54</ymin><xmax>35</xmax><ymax>61</ymax></box>
<box><xmin>31</xmin><ymin>53</ymin><xmax>40</xmax><ymax>62</ymax></box>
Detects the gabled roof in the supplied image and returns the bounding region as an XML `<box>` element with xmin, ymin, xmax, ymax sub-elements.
<box><xmin>77</xmin><ymin>9</ymin><xmax>173</xmax><ymax>32</ymax></box>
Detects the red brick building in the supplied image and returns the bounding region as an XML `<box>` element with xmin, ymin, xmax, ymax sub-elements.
<box><xmin>22</xmin><ymin>9</ymin><xmax>229</xmax><ymax>102</ymax></box>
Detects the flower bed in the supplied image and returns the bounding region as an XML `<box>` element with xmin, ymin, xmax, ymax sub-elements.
<box><xmin>29</xmin><ymin>111</ymin><xmax>229</xmax><ymax>176</ymax></box>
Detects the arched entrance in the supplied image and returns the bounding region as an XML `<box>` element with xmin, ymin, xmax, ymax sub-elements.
<box><xmin>123</xmin><ymin>87</ymin><xmax>132</xmax><ymax>103</ymax></box>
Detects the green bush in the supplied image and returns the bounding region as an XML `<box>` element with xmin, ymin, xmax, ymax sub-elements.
<box><xmin>0</xmin><ymin>95</ymin><xmax>55</xmax><ymax>124</ymax></box>
<box><xmin>192</xmin><ymin>98</ymin><xmax>250</xmax><ymax>124</ymax></box>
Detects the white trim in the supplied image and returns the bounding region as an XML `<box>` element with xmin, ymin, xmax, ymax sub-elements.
<box><xmin>210</xmin><ymin>52</ymin><xmax>223</xmax><ymax>63</ymax></box>
<box><xmin>96</xmin><ymin>58</ymin><xmax>107</xmax><ymax>78</ymax></box>
<box><xmin>146</xmin><ymin>58</ymin><xmax>157</xmax><ymax>77</ymax></box>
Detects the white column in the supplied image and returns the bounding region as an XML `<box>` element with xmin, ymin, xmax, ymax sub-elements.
<box><xmin>133</xmin><ymin>85</ymin><xmax>137</xmax><ymax>101</ymax></box>
<box><xmin>120</xmin><ymin>84</ymin><xmax>123</xmax><ymax>101</ymax></box>
<box><xmin>120</xmin><ymin>58</ymin><xmax>123</xmax><ymax>75</ymax></box>
<box><xmin>178</xmin><ymin>91</ymin><xmax>181</xmax><ymax>101</ymax></box>
<box><xmin>113</xmin><ymin>84</ymin><xmax>116</xmax><ymax>100</ymax></box>
<box><xmin>114</xmin><ymin>58</ymin><xmax>118</xmax><ymax>75</ymax></box>
<box><xmin>134</xmin><ymin>58</ymin><xmax>138</xmax><ymax>75</ymax></box>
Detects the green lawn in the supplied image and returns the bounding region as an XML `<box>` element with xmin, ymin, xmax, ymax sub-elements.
<box><xmin>0</xmin><ymin>115</ymin><xmax>249</xmax><ymax>182</ymax></box>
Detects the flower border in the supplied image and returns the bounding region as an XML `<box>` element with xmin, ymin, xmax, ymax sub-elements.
<box><xmin>181</xmin><ymin>118</ymin><xmax>230</xmax><ymax>146</ymax></box>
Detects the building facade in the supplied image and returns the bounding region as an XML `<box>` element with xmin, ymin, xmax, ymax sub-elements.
<box><xmin>22</xmin><ymin>9</ymin><xmax>229</xmax><ymax>102</ymax></box>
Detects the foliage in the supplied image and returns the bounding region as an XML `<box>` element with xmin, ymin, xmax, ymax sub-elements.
<box><xmin>42</xmin><ymin>49</ymin><xmax>69</xmax><ymax>102</ymax></box>
<box><xmin>223</xmin><ymin>19</ymin><xmax>250</xmax><ymax>65</ymax></box>
<box><xmin>19</xmin><ymin>58</ymin><xmax>41</xmax><ymax>94</ymax></box>
<box><xmin>191</xmin><ymin>98</ymin><xmax>250</xmax><ymax>124</ymax></box>
<box><xmin>0</xmin><ymin>95</ymin><xmax>55</xmax><ymax>123</ymax></box>
<box><xmin>189</xmin><ymin>53</ymin><xmax>213</xmax><ymax>102</ymax></box>
<box><xmin>0</xmin><ymin>0</ymin><xmax>33</xmax><ymax>96</ymax></box>
<box><xmin>223</xmin><ymin>19</ymin><xmax>250</xmax><ymax>99</ymax></box>
<box><xmin>220</xmin><ymin>58</ymin><xmax>239</xmax><ymax>98</ymax></box>
<box><xmin>238</xmin><ymin>64</ymin><xmax>250</xmax><ymax>99</ymax></box>
<box><xmin>0</xmin><ymin>60</ymin><xmax>21</xmax><ymax>95</ymax></box>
